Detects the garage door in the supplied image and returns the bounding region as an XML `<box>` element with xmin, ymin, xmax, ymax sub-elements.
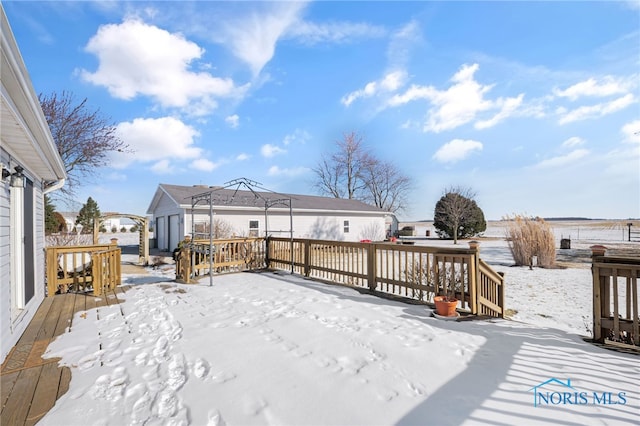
<box><xmin>168</xmin><ymin>214</ymin><xmax>180</xmax><ymax>251</ymax></box>
<box><xmin>156</xmin><ymin>217</ymin><xmax>166</xmax><ymax>251</ymax></box>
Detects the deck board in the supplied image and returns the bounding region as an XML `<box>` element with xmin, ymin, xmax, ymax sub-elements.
<box><xmin>1</xmin><ymin>367</ymin><xmax>41</xmax><ymax>426</ymax></box>
<box><xmin>0</xmin><ymin>288</ymin><xmax>125</xmax><ymax>426</ymax></box>
<box><xmin>24</xmin><ymin>362</ymin><xmax>62</xmax><ymax>426</ymax></box>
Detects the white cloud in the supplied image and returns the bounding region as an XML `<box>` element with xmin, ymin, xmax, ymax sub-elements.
<box><xmin>236</xmin><ymin>153</ymin><xmax>250</xmax><ymax>161</ymax></box>
<box><xmin>387</xmin><ymin>20</ymin><xmax>421</xmax><ymax>67</ymax></box>
<box><xmin>191</xmin><ymin>158</ymin><xmax>220</xmax><ymax>172</ymax></box>
<box><xmin>267</xmin><ymin>165</ymin><xmax>308</xmax><ymax>177</ymax></box>
<box><xmin>287</xmin><ymin>21</ymin><xmax>386</xmax><ymax>45</ymax></box>
<box><xmin>225</xmin><ymin>114</ymin><xmax>240</xmax><ymax>129</ymax></box>
<box><xmin>342</xmin><ymin>70</ymin><xmax>407</xmax><ymax>106</ymax></box>
<box><xmin>387</xmin><ymin>84</ymin><xmax>435</xmax><ymax>107</ymax></box>
<box><xmin>553</xmin><ymin>76</ymin><xmax>636</xmax><ymax>100</ymax></box>
<box><xmin>627</xmin><ymin>1</ymin><xmax>640</xmax><ymax>10</ymax></box>
<box><xmin>220</xmin><ymin>2</ymin><xmax>307</xmax><ymax>76</ymax></box>
<box><xmin>113</xmin><ymin>117</ymin><xmax>201</xmax><ymax>168</ymax></box>
<box><xmin>150</xmin><ymin>159</ymin><xmax>173</xmax><ymax>174</ymax></box>
<box><xmin>283</xmin><ymin>129</ymin><xmax>311</xmax><ymax>145</ymax></box>
<box><xmin>261</xmin><ymin>144</ymin><xmax>287</xmax><ymax>158</ymax></box>
<box><xmin>475</xmin><ymin>94</ymin><xmax>524</xmax><ymax>129</ymax></box>
<box><xmin>622</xmin><ymin>120</ymin><xmax>640</xmax><ymax>144</ymax></box>
<box><xmin>80</xmin><ymin>18</ymin><xmax>242</xmax><ymax>115</ymax></box>
<box><xmin>562</xmin><ymin>137</ymin><xmax>586</xmax><ymax>148</ymax></box>
<box><xmin>432</xmin><ymin>139</ymin><xmax>483</xmax><ymax>163</ymax></box>
<box><xmin>423</xmin><ymin>64</ymin><xmax>494</xmax><ymax>132</ymax></box>
<box><xmin>534</xmin><ymin>149</ymin><xmax>590</xmax><ymax>169</ymax></box>
<box><xmin>387</xmin><ymin>63</ymin><xmax>523</xmax><ymax>132</ymax></box>
<box><xmin>557</xmin><ymin>94</ymin><xmax>636</xmax><ymax>124</ymax></box>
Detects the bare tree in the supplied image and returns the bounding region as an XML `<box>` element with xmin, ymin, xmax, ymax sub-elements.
<box><xmin>39</xmin><ymin>91</ymin><xmax>128</xmax><ymax>199</ymax></box>
<box><xmin>312</xmin><ymin>132</ymin><xmax>412</xmax><ymax>213</ymax></box>
<box><xmin>362</xmin><ymin>158</ymin><xmax>412</xmax><ymax>213</ymax></box>
<box><xmin>313</xmin><ymin>157</ymin><xmax>343</xmax><ymax>198</ymax></box>
<box><xmin>312</xmin><ymin>132</ymin><xmax>372</xmax><ymax>200</ymax></box>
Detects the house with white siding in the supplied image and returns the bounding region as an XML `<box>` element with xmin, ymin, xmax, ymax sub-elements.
<box><xmin>1</xmin><ymin>6</ymin><xmax>67</xmax><ymax>364</ymax></box>
<box><xmin>147</xmin><ymin>183</ymin><xmax>397</xmax><ymax>252</ymax></box>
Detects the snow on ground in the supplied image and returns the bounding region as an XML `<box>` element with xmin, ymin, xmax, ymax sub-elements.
<box><xmin>39</xmin><ymin>226</ymin><xmax>639</xmax><ymax>425</ymax></box>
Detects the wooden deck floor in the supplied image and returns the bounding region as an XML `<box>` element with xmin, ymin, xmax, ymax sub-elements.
<box><xmin>0</xmin><ymin>288</ymin><xmax>127</xmax><ymax>426</ymax></box>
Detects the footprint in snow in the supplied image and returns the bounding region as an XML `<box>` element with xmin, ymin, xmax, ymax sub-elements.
<box><xmin>156</xmin><ymin>389</ymin><xmax>179</xmax><ymax>418</ymax></box>
<box><xmin>153</xmin><ymin>336</ymin><xmax>170</xmax><ymax>361</ymax></box>
<box><xmin>167</xmin><ymin>353</ymin><xmax>187</xmax><ymax>391</ymax></box>
<box><xmin>124</xmin><ymin>383</ymin><xmax>149</xmax><ymax>416</ymax></box>
<box><xmin>193</xmin><ymin>358</ymin><xmax>210</xmax><ymax>379</ymax></box>
<box><xmin>208</xmin><ymin>409</ymin><xmax>227</xmax><ymax>426</ymax></box>
<box><xmin>211</xmin><ymin>371</ymin><xmax>237</xmax><ymax>384</ymax></box>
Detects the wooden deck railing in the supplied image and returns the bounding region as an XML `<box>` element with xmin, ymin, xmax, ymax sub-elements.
<box><xmin>266</xmin><ymin>237</ymin><xmax>505</xmax><ymax>317</ymax></box>
<box><xmin>477</xmin><ymin>259</ymin><xmax>505</xmax><ymax>317</ymax></box>
<box><xmin>45</xmin><ymin>243</ymin><xmax>122</xmax><ymax>297</ymax></box>
<box><xmin>591</xmin><ymin>246</ymin><xmax>639</xmax><ymax>347</ymax></box>
<box><xmin>175</xmin><ymin>236</ymin><xmax>505</xmax><ymax>317</ymax></box>
<box><xmin>175</xmin><ymin>238</ymin><xmax>266</xmax><ymax>283</ymax></box>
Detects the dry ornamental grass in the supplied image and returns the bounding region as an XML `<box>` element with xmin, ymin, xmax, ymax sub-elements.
<box><xmin>504</xmin><ymin>215</ymin><xmax>556</xmax><ymax>268</ymax></box>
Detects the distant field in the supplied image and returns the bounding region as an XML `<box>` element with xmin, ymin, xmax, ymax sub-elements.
<box><xmin>399</xmin><ymin>219</ymin><xmax>639</xmax><ymax>243</ymax></box>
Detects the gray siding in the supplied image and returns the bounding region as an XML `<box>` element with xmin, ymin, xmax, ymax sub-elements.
<box><xmin>0</xmin><ymin>151</ymin><xmax>10</xmax><ymax>359</ymax></box>
<box><xmin>0</xmin><ymin>157</ymin><xmax>47</xmax><ymax>362</ymax></box>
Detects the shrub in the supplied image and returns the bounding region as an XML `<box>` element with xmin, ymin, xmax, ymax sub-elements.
<box><xmin>45</xmin><ymin>233</ymin><xmax>93</xmax><ymax>247</ymax></box>
<box><xmin>130</xmin><ymin>224</ymin><xmax>139</xmax><ymax>232</ymax></box>
<box><xmin>120</xmin><ymin>226</ymin><xmax>127</xmax><ymax>232</ymax></box>
<box><xmin>359</xmin><ymin>222</ymin><xmax>384</xmax><ymax>241</ymax></box>
<box><xmin>111</xmin><ymin>226</ymin><xmax>118</xmax><ymax>233</ymax></box>
<box><xmin>505</xmin><ymin>215</ymin><xmax>556</xmax><ymax>267</ymax></box>
<box><xmin>433</xmin><ymin>187</ymin><xmax>486</xmax><ymax>243</ymax></box>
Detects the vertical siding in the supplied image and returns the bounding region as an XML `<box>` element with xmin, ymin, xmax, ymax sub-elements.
<box><xmin>34</xmin><ymin>182</ymin><xmax>45</xmax><ymax>299</ymax></box>
<box><xmin>0</xmin><ymin>152</ymin><xmax>11</xmax><ymax>361</ymax></box>
<box><xmin>187</xmin><ymin>209</ymin><xmax>386</xmax><ymax>242</ymax></box>
<box><xmin>0</xmin><ymin>155</ymin><xmax>47</xmax><ymax>363</ymax></box>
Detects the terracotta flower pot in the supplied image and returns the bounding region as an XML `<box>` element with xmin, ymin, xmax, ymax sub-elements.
<box><xmin>434</xmin><ymin>296</ymin><xmax>458</xmax><ymax>317</ymax></box>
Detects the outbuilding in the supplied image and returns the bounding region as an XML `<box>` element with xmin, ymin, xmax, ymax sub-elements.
<box><xmin>146</xmin><ymin>183</ymin><xmax>397</xmax><ymax>251</ymax></box>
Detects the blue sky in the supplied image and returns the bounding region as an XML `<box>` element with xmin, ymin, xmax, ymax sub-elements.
<box><xmin>4</xmin><ymin>0</ymin><xmax>639</xmax><ymax>220</ymax></box>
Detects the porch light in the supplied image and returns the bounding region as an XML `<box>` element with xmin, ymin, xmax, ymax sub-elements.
<box><xmin>10</xmin><ymin>166</ymin><xmax>25</xmax><ymax>188</ymax></box>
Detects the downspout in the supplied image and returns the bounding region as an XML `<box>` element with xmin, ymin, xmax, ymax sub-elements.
<box><xmin>43</xmin><ymin>178</ymin><xmax>65</xmax><ymax>194</ymax></box>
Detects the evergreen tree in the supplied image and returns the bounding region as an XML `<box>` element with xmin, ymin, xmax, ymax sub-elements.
<box><xmin>75</xmin><ymin>197</ymin><xmax>101</xmax><ymax>233</ymax></box>
<box><xmin>44</xmin><ymin>194</ymin><xmax>65</xmax><ymax>234</ymax></box>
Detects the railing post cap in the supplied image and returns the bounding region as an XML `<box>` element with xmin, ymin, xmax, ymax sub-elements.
<box><xmin>110</xmin><ymin>238</ymin><xmax>118</xmax><ymax>245</ymax></box>
<box><xmin>468</xmin><ymin>240</ymin><xmax>480</xmax><ymax>249</ymax></box>
<box><xmin>589</xmin><ymin>245</ymin><xmax>607</xmax><ymax>256</ymax></box>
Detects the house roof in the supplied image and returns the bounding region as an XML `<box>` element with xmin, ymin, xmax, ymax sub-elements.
<box><xmin>1</xmin><ymin>5</ymin><xmax>66</xmax><ymax>183</ymax></box>
<box><xmin>147</xmin><ymin>183</ymin><xmax>391</xmax><ymax>215</ymax></box>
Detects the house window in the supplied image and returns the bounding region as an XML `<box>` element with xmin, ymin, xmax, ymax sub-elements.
<box><xmin>249</xmin><ymin>220</ymin><xmax>259</xmax><ymax>237</ymax></box>
<box><xmin>343</xmin><ymin>220</ymin><xmax>350</xmax><ymax>233</ymax></box>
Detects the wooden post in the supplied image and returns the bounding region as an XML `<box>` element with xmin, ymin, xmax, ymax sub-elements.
<box><xmin>265</xmin><ymin>236</ymin><xmax>271</xmax><ymax>269</ymax></box>
<box><xmin>92</xmin><ymin>252</ymin><xmax>102</xmax><ymax>296</ymax></box>
<box><xmin>468</xmin><ymin>241</ymin><xmax>479</xmax><ymax>315</ymax></box>
<box><xmin>46</xmin><ymin>247</ymin><xmax>57</xmax><ymax>297</ymax></box>
<box><xmin>304</xmin><ymin>240</ymin><xmax>311</xmax><ymax>277</ymax></box>
<box><xmin>367</xmin><ymin>243</ymin><xmax>376</xmax><ymax>292</ymax></box>
<box><xmin>590</xmin><ymin>245</ymin><xmax>607</xmax><ymax>343</ymax></box>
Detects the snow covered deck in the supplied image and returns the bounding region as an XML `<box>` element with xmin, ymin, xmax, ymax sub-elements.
<box><xmin>0</xmin><ymin>288</ymin><xmax>127</xmax><ymax>425</ymax></box>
